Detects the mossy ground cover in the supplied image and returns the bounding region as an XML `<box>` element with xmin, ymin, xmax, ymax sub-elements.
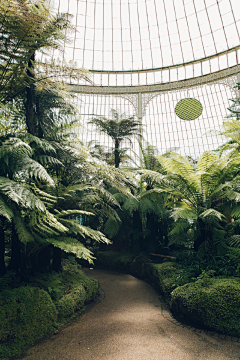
<box><xmin>171</xmin><ymin>277</ymin><xmax>240</xmax><ymax>336</ymax></box>
<box><xmin>0</xmin><ymin>258</ymin><xmax>99</xmax><ymax>359</ymax></box>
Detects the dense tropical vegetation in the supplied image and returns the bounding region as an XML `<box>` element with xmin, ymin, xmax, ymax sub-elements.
<box><xmin>1</xmin><ymin>0</ymin><xmax>240</xmax><ymax>357</ymax></box>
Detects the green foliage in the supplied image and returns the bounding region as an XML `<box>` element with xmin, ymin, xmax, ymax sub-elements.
<box><xmin>171</xmin><ymin>277</ymin><xmax>240</xmax><ymax>336</ymax></box>
<box><xmin>104</xmin><ymin>218</ymin><xmax>120</xmax><ymax>239</ymax></box>
<box><xmin>96</xmin><ymin>251</ymin><xmax>136</xmax><ymax>272</ymax></box>
<box><xmin>0</xmin><ymin>259</ymin><xmax>99</xmax><ymax>358</ymax></box>
<box><xmin>31</xmin><ymin>258</ymin><xmax>99</xmax><ymax>320</ymax></box>
<box><xmin>46</xmin><ymin>237</ymin><xmax>95</xmax><ymax>263</ymax></box>
<box><xmin>89</xmin><ymin>109</ymin><xmax>141</xmax><ymax>168</ymax></box>
<box><xmin>145</xmin><ymin>262</ymin><xmax>192</xmax><ymax>303</ymax></box>
<box><xmin>0</xmin><ymin>271</ymin><xmax>15</xmax><ymax>292</ymax></box>
<box><xmin>0</xmin><ymin>286</ymin><xmax>57</xmax><ymax>359</ymax></box>
<box><xmin>56</xmin><ymin>284</ymin><xmax>86</xmax><ymax>319</ymax></box>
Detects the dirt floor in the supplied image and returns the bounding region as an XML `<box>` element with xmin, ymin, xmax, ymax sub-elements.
<box><xmin>19</xmin><ymin>268</ymin><xmax>240</xmax><ymax>360</ymax></box>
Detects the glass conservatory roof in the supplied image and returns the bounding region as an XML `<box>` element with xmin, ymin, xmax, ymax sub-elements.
<box><xmin>48</xmin><ymin>0</ymin><xmax>240</xmax><ymax>160</ymax></box>
<box><xmin>52</xmin><ymin>0</ymin><xmax>240</xmax><ymax>73</ymax></box>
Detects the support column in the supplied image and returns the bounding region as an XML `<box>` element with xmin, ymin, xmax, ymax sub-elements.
<box><xmin>237</xmin><ymin>73</ymin><xmax>240</xmax><ymax>97</ymax></box>
<box><xmin>138</xmin><ymin>93</ymin><xmax>143</xmax><ymax>167</ymax></box>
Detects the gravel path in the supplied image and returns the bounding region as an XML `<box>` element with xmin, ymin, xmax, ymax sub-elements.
<box><xmin>20</xmin><ymin>269</ymin><xmax>240</xmax><ymax>360</ymax></box>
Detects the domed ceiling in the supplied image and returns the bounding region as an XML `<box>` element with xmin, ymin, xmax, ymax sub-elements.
<box><xmin>53</xmin><ymin>0</ymin><xmax>240</xmax><ymax>72</ymax></box>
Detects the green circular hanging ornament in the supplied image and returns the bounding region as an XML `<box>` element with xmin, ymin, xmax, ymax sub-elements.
<box><xmin>175</xmin><ymin>98</ymin><xmax>203</xmax><ymax>121</ymax></box>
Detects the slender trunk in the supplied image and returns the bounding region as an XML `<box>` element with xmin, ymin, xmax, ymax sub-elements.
<box><xmin>36</xmin><ymin>95</ymin><xmax>44</xmax><ymax>138</ymax></box>
<box><xmin>205</xmin><ymin>226</ymin><xmax>214</xmax><ymax>260</ymax></box>
<box><xmin>131</xmin><ymin>210</ymin><xmax>142</xmax><ymax>253</ymax></box>
<box><xmin>145</xmin><ymin>213</ymin><xmax>159</xmax><ymax>253</ymax></box>
<box><xmin>8</xmin><ymin>223</ymin><xmax>21</xmax><ymax>275</ymax></box>
<box><xmin>0</xmin><ymin>217</ymin><xmax>6</xmax><ymax>276</ymax></box>
<box><xmin>25</xmin><ymin>53</ymin><xmax>37</xmax><ymax>136</ymax></box>
<box><xmin>52</xmin><ymin>247</ymin><xmax>62</xmax><ymax>271</ymax></box>
<box><xmin>114</xmin><ymin>139</ymin><xmax>120</xmax><ymax>168</ymax></box>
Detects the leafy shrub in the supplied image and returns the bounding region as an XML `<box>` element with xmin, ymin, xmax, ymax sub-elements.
<box><xmin>0</xmin><ymin>258</ymin><xmax>99</xmax><ymax>358</ymax></box>
<box><xmin>96</xmin><ymin>251</ymin><xmax>135</xmax><ymax>272</ymax></box>
<box><xmin>170</xmin><ymin>277</ymin><xmax>240</xmax><ymax>336</ymax></box>
<box><xmin>29</xmin><ymin>258</ymin><xmax>98</xmax><ymax>301</ymax></box>
<box><xmin>129</xmin><ymin>254</ymin><xmax>152</xmax><ymax>279</ymax></box>
<box><xmin>56</xmin><ymin>284</ymin><xmax>86</xmax><ymax>319</ymax></box>
<box><xmin>145</xmin><ymin>262</ymin><xmax>193</xmax><ymax>303</ymax></box>
<box><xmin>0</xmin><ymin>286</ymin><xmax>57</xmax><ymax>359</ymax></box>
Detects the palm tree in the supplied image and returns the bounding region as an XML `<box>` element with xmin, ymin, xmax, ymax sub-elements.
<box><xmin>89</xmin><ymin>109</ymin><xmax>142</xmax><ymax>168</ymax></box>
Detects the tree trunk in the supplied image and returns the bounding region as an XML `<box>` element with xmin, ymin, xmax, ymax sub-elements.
<box><xmin>0</xmin><ymin>217</ymin><xmax>6</xmax><ymax>276</ymax></box>
<box><xmin>114</xmin><ymin>140</ymin><xmax>120</xmax><ymax>168</ymax></box>
<box><xmin>52</xmin><ymin>247</ymin><xmax>62</xmax><ymax>271</ymax></box>
<box><xmin>8</xmin><ymin>223</ymin><xmax>21</xmax><ymax>275</ymax></box>
<box><xmin>25</xmin><ymin>53</ymin><xmax>37</xmax><ymax>136</ymax></box>
<box><xmin>145</xmin><ymin>213</ymin><xmax>159</xmax><ymax>253</ymax></box>
<box><xmin>131</xmin><ymin>210</ymin><xmax>143</xmax><ymax>253</ymax></box>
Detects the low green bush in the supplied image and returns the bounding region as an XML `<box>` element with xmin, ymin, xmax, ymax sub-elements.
<box><xmin>56</xmin><ymin>284</ymin><xmax>86</xmax><ymax>319</ymax></box>
<box><xmin>145</xmin><ymin>262</ymin><xmax>193</xmax><ymax>303</ymax></box>
<box><xmin>170</xmin><ymin>277</ymin><xmax>240</xmax><ymax>336</ymax></box>
<box><xmin>0</xmin><ymin>286</ymin><xmax>57</xmax><ymax>359</ymax></box>
<box><xmin>0</xmin><ymin>258</ymin><xmax>99</xmax><ymax>359</ymax></box>
<box><xmin>30</xmin><ymin>259</ymin><xmax>99</xmax><ymax>321</ymax></box>
<box><xmin>96</xmin><ymin>251</ymin><xmax>136</xmax><ymax>272</ymax></box>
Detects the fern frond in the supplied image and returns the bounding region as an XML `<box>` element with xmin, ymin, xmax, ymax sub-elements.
<box><xmin>137</xmin><ymin>169</ymin><xmax>165</xmax><ymax>185</ymax></box>
<box><xmin>123</xmin><ymin>197</ymin><xmax>139</xmax><ymax>214</ymax></box>
<box><xmin>14</xmin><ymin>216</ymin><xmax>35</xmax><ymax>244</ymax></box>
<box><xmin>104</xmin><ymin>218</ymin><xmax>120</xmax><ymax>239</ymax></box>
<box><xmin>139</xmin><ymin>198</ymin><xmax>156</xmax><ymax>215</ymax></box>
<box><xmin>0</xmin><ymin>177</ymin><xmax>46</xmax><ymax>211</ymax></box>
<box><xmin>0</xmin><ymin>194</ymin><xmax>13</xmax><ymax>221</ymax></box>
<box><xmin>17</xmin><ymin>158</ymin><xmax>55</xmax><ymax>185</ymax></box>
<box><xmin>197</xmin><ymin>151</ymin><xmax>219</xmax><ymax>172</ymax></box>
<box><xmin>56</xmin><ymin>210</ymin><xmax>94</xmax><ymax>218</ymax></box>
<box><xmin>168</xmin><ymin>220</ymin><xmax>190</xmax><ymax>245</ymax></box>
<box><xmin>0</xmin><ymin>137</ymin><xmax>32</xmax><ymax>160</ymax></box>
<box><xmin>58</xmin><ymin>219</ymin><xmax>111</xmax><ymax>244</ymax></box>
<box><xmin>19</xmin><ymin>133</ymin><xmax>56</xmax><ymax>154</ymax></box>
<box><xmin>229</xmin><ymin>235</ymin><xmax>240</xmax><ymax>248</ymax></box>
<box><xmin>46</xmin><ymin>237</ymin><xmax>95</xmax><ymax>263</ymax></box>
<box><xmin>35</xmin><ymin>155</ymin><xmax>63</xmax><ymax>167</ymax></box>
<box><xmin>170</xmin><ymin>207</ymin><xmax>197</xmax><ymax>221</ymax></box>
<box><xmin>199</xmin><ymin>208</ymin><xmax>225</xmax><ymax>221</ymax></box>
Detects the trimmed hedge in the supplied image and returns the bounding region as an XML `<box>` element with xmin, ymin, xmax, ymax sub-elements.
<box><xmin>96</xmin><ymin>251</ymin><xmax>136</xmax><ymax>272</ymax></box>
<box><xmin>144</xmin><ymin>262</ymin><xmax>192</xmax><ymax>303</ymax></box>
<box><xmin>0</xmin><ymin>286</ymin><xmax>57</xmax><ymax>359</ymax></box>
<box><xmin>95</xmin><ymin>251</ymin><xmax>240</xmax><ymax>336</ymax></box>
<box><xmin>0</xmin><ymin>260</ymin><xmax>99</xmax><ymax>359</ymax></box>
<box><xmin>170</xmin><ymin>277</ymin><xmax>240</xmax><ymax>336</ymax></box>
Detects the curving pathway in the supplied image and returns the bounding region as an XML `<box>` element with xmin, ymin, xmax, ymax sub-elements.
<box><xmin>20</xmin><ymin>269</ymin><xmax>240</xmax><ymax>360</ymax></box>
